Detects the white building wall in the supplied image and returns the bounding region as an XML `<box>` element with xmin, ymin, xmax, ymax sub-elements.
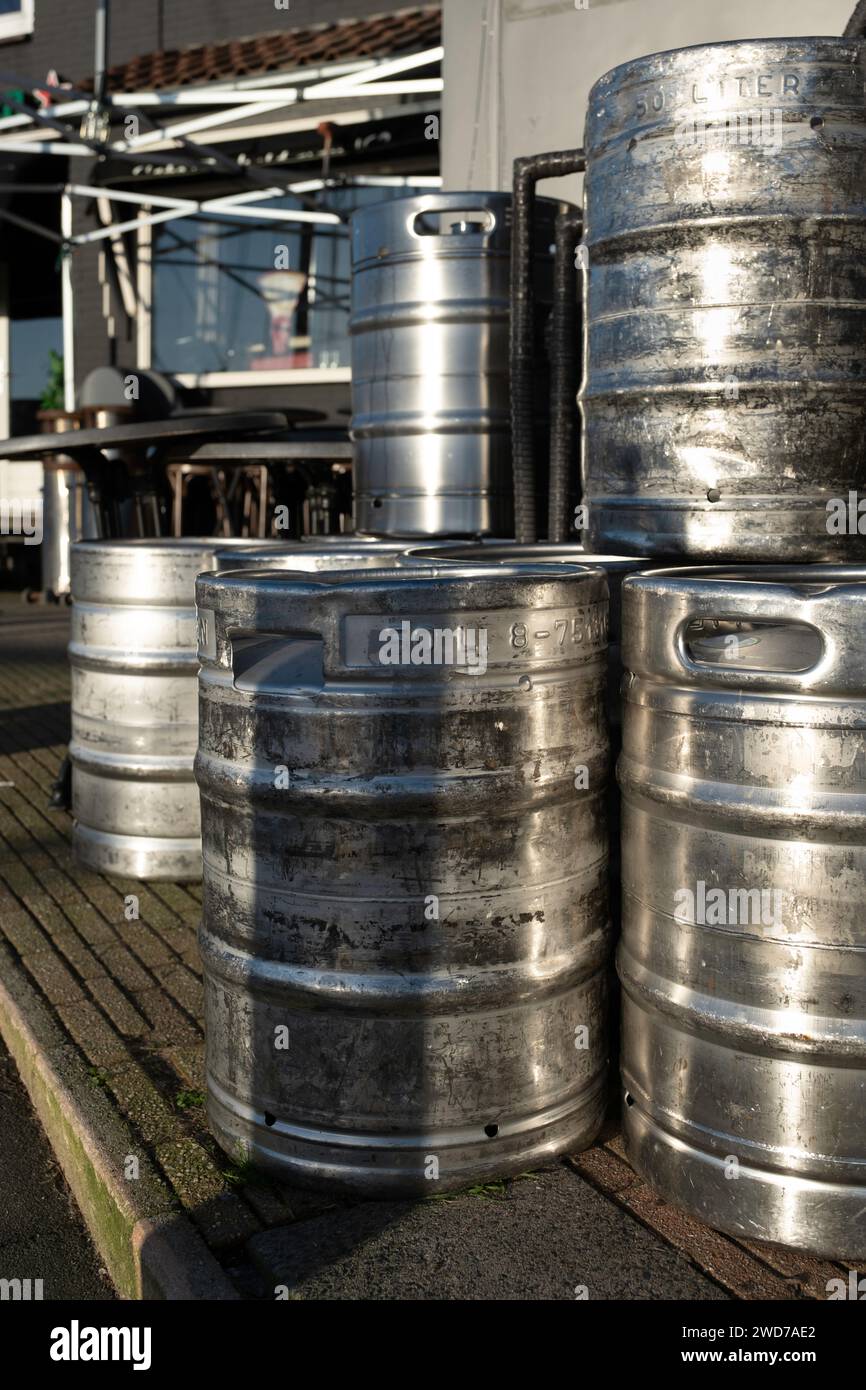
<box><xmin>442</xmin><ymin>0</ymin><xmax>854</xmax><ymax>202</ymax></box>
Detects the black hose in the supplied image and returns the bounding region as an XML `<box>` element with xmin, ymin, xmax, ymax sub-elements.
<box><xmin>510</xmin><ymin>149</ymin><xmax>585</xmax><ymax>543</ymax></box>
<box><xmin>844</xmin><ymin>1</ymin><xmax>866</xmax><ymax>36</ymax></box>
<box><xmin>549</xmin><ymin>208</ymin><xmax>583</xmax><ymax>543</ymax></box>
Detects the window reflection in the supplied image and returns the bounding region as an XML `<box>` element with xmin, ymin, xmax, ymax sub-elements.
<box><xmin>151</xmin><ymin>184</ymin><xmax>431</xmax><ymax>375</ymax></box>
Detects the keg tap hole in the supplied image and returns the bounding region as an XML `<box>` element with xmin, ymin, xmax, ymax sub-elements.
<box><xmin>625</xmin><ymin>1093</ymin><xmax>635</xmax><ymax>1108</ymax></box>
<box><xmin>372</xmin><ymin>498</ymin><xmax>383</xmax><ymax>509</ymax></box>
<box><xmin>264</xmin><ymin>1112</ymin><xmax>277</xmax><ymax>1127</ymax></box>
<box><xmin>810</xmin><ymin>115</ymin><xmax>824</xmax><ymax>130</ymax></box>
<box><xmin>484</xmin><ymin>1123</ymin><xmax>499</xmax><ymax>1138</ymax></box>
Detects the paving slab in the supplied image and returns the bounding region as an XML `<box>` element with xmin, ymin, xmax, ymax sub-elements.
<box><xmin>247</xmin><ymin>1165</ymin><xmax>728</xmax><ymax>1301</ymax></box>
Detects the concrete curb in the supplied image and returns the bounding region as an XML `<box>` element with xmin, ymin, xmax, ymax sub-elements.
<box><xmin>0</xmin><ymin>939</ymin><xmax>238</xmax><ymax>1300</ymax></box>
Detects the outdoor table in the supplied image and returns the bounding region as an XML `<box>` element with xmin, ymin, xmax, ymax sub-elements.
<box><xmin>0</xmin><ymin>411</ymin><xmax>289</xmax><ymax>537</ymax></box>
<box><xmin>164</xmin><ymin>436</ymin><xmax>355</xmax><ymax>537</ymax></box>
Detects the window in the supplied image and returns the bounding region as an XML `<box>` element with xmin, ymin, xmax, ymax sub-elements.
<box><xmin>10</xmin><ymin>316</ymin><xmax>62</xmax><ymax>401</ymax></box>
<box><xmin>150</xmin><ymin>183</ymin><xmax>431</xmax><ymax>383</ymax></box>
<box><xmin>0</xmin><ymin>0</ymin><xmax>34</xmax><ymax>40</ymax></box>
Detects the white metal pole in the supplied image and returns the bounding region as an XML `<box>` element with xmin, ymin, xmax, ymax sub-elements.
<box><xmin>60</xmin><ymin>191</ymin><xmax>75</xmax><ymax>413</ymax></box>
<box><xmin>136</xmin><ymin>206</ymin><xmax>152</xmax><ymax>369</ymax></box>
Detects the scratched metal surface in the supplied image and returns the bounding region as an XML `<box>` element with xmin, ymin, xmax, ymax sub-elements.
<box><xmin>618</xmin><ymin>565</ymin><xmax>866</xmax><ymax>1259</ymax></box>
<box><xmin>68</xmin><ymin>538</ymin><xmax>251</xmax><ymax>882</ymax></box>
<box><xmin>195</xmin><ymin>563</ymin><xmax>612</xmax><ymax>1195</ymax></box>
<box><xmin>581</xmin><ymin>38</ymin><xmax>866</xmax><ymax>559</ymax></box>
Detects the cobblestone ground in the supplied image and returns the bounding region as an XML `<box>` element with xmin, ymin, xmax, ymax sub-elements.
<box><xmin>0</xmin><ymin>596</ymin><xmax>858</xmax><ymax>1300</ymax></box>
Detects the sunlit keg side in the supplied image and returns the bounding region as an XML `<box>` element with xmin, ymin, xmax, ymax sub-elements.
<box><xmin>618</xmin><ymin>564</ymin><xmax>866</xmax><ymax>1259</ymax></box>
<box><xmin>582</xmin><ymin>38</ymin><xmax>866</xmax><ymax>559</ymax></box>
<box><xmin>350</xmin><ymin>192</ymin><xmax>561</xmax><ymax>538</ymax></box>
<box><xmin>195</xmin><ymin>562</ymin><xmax>611</xmax><ymax>1194</ymax></box>
<box><xmin>69</xmin><ymin>537</ymin><xmax>251</xmax><ymax>881</ymax></box>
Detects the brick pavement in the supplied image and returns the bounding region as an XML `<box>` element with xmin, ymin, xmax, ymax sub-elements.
<box><xmin>0</xmin><ymin>596</ymin><xmax>858</xmax><ymax>1300</ymax></box>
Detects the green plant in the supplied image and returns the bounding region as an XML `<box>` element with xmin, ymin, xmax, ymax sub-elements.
<box><xmin>39</xmin><ymin>349</ymin><xmax>65</xmax><ymax>411</ymax></box>
<box><xmin>174</xmin><ymin>1088</ymin><xmax>206</xmax><ymax>1110</ymax></box>
<box><xmin>466</xmin><ymin>1180</ymin><xmax>508</xmax><ymax>1198</ymax></box>
<box><xmin>221</xmin><ymin>1156</ymin><xmax>266</xmax><ymax>1189</ymax></box>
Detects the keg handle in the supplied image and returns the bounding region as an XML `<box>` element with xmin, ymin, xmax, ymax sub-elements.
<box><xmin>409</xmin><ymin>205</ymin><xmax>497</xmax><ymax>239</ymax></box>
<box><xmin>661</xmin><ymin>581</ymin><xmax>848</xmax><ymax>691</ymax></box>
<box><xmin>229</xmin><ymin>629</ymin><xmax>326</xmax><ymax>693</ymax></box>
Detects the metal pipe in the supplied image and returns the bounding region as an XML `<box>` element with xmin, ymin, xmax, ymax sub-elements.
<box><xmin>94</xmin><ymin>0</ymin><xmax>110</xmax><ymax>106</ymax></box>
<box><xmin>60</xmin><ymin>192</ymin><xmax>75</xmax><ymax>414</ymax></box>
<box><xmin>510</xmin><ymin>149</ymin><xmax>584</xmax><ymax>543</ymax></box>
<box><xmin>548</xmin><ymin>208</ymin><xmax>583</xmax><ymax>543</ymax></box>
<box><xmin>844</xmin><ymin>1</ymin><xmax>866</xmax><ymax>36</ymax></box>
<box><xmin>0</xmin><ymin>206</ymin><xmax>64</xmax><ymax>242</ymax></box>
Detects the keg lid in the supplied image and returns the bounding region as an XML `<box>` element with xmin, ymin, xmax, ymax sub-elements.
<box><xmin>215</xmin><ymin>538</ymin><xmax>453</xmax><ymax>572</ymax></box>
<box><xmin>197</xmin><ymin>561</ymin><xmax>609</xmax><ymax>680</ymax></box>
<box><xmin>208</xmin><ymin>561</ymin><xmax>604</xmax><ymax>588</ymax></box>
<box><xmin>403</xmin><ymin>542</ymin><xmax>647</xmax><ymax>572</ymax></box>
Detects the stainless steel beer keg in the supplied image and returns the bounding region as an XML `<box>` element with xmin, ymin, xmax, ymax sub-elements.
<box><xmin>619</xmin><ymin>564</ymin><xmax>866</xmax><ymax>1258</ymax></box>
<box><xmin>582</xmin><ymin>38</ymin><xmax>866</xmax><ymax>560</ymax></box>
<box><xmin>195</xmin><ymin>562</ymin><xmax>611</xmax><ymax>1193</ymax></box>
<box><xmin>350</xmin><ymin>192</ymin><xmax>559</xmax><ymax>538</ymax></box>
<box><xmin>69</xmin><ymin>538</ymin><xmax>246</xmax><ymax>880</ymax></box>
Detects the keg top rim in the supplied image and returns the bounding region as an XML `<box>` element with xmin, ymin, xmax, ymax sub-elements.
<box><xmin>203</xmin><ymin>561</ymin><xmax>605</xmax><ymax>588</ymax></box>
<box><xmin>72</xmin><ymin>536</ymin><xmax>244</xmax><ymax>555</ymax></box>
<box><xmin>406</xmin><ymin>543</ymin><xmax>648</xmax><ymax>566</ymax></box>
<box><xmin>215</xmin><ymin>538</ymin><xmax>439</xmax><ymax>558</ymax></box>
<box><xmin>589</xmin><ymin>34</ymin><xmax>860</xmax><ymax>96</ymax></box>
<box><xmin>627</xmin><ymin>564</ymin><xmax>866</xmax><ymax>593</ymax></box>
<box><xmin>350</xmin><ymin>189</ymin><xmax>568</xmax><ymax>219</ymax></box>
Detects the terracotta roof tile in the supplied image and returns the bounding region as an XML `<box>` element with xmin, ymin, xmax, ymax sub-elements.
<box><xmin>80</xmin><ymin>6</ymin><xmax>441</xmax><ymax>93</ymax></box>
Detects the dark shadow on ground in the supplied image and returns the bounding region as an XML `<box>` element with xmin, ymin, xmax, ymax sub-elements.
<box><xmin>0</xmin><ymin>702</ymin><xmax>71</xmax><ymax>753</ymax></box>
